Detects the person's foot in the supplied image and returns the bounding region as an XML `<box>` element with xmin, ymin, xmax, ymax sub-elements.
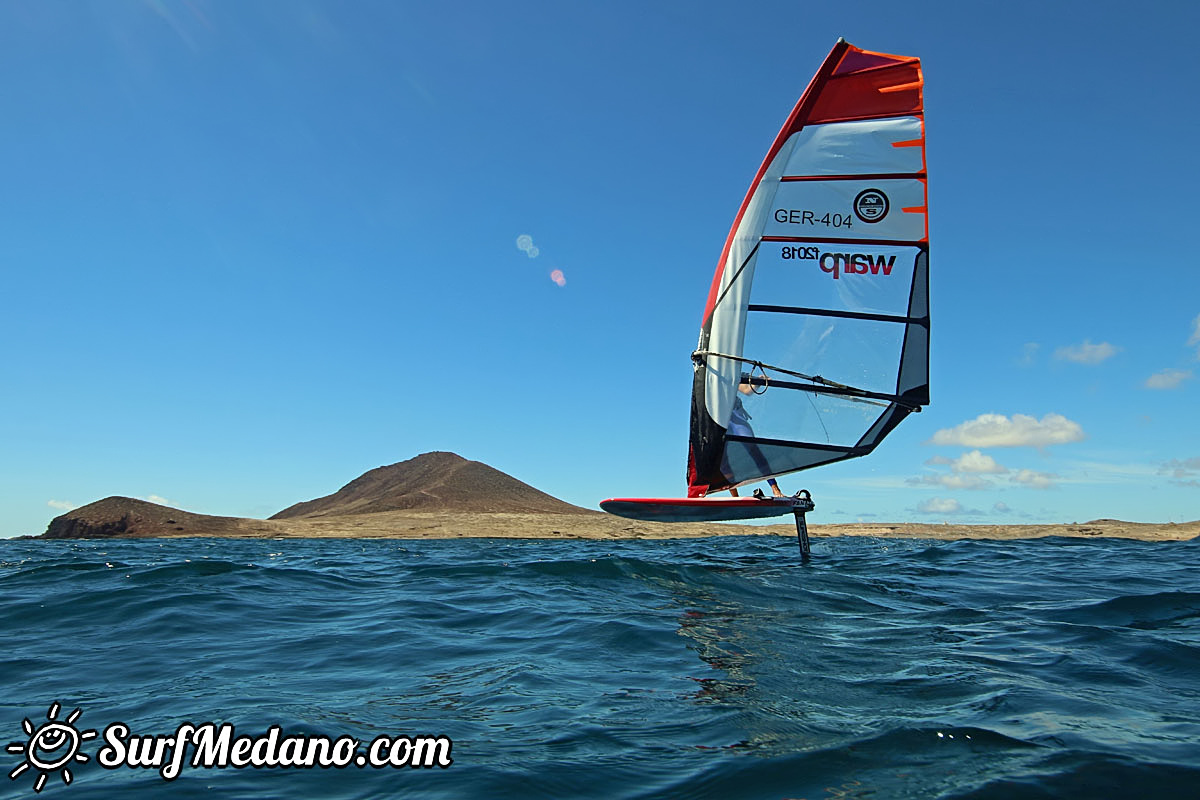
<box><xmin>772</xmin><ymin>486</ymin><xmax>784</xmax><ymax>497</ymax></box>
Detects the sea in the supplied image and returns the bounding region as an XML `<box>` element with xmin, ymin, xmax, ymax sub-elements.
<box><xmin>2</xmin><ymin>534</ymin><xmax>1199</xmax><ymax>799</ymax></box>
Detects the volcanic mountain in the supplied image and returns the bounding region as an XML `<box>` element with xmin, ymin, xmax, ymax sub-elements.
<box><xmin>36</xmin><ymin>452</ymin><xmax>593</xmax><ymax>539</ymax></box>
<box><xmin>270</xmin><ymin>451</ymin><xmax>591</xmax><ymax>518</ymax></box>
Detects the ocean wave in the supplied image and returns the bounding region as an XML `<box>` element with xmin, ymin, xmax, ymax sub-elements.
<box><xmin>1</xmin><ymin>536</ymin><xmax>1198</xmax><ymax>799</ymax></box>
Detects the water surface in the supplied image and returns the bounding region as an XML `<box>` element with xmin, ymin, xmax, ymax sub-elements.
<box><xmin>2</xmin><ymin>535</ymin><xmax>1198</xmax><ymax>798</ymax></box>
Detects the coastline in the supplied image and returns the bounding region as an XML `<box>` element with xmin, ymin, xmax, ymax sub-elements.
<box><xmin>29</xmin><ymin>510</ymin><xmax>1200</xmax><ymax>542</ymax></box>
<box><xmin>32</xmin><ymin>456</ymin><xmax>1197</xmax><ymax>543</ymax></box>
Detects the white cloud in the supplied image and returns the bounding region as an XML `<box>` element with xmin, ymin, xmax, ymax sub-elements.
<box><xmin>909</xmin><ymin>450</ymin><xmax>1005</xmax><ymax>490</ymax></box>
<box><xmin>994</xmin><ymin>502</ymin><xmax>1012</xmax><ymax>514</ymax></box>
<box><xmin>1189</xmin><ymin>314</ymin><xmax>1200</xmax><ymax>355</ymax></box>
<box><xmin>1144</xmin><ymin>369</ymin><xmax>1192</xmax><ymax>390</ymax></box>
<box><xmin>47</xmin><ymin>500</ymin><xmax>76</xmax><ymax>511</ymax></box>
<box><xmin>929</xmin><ymin>413</ymin><xmax>1085</xmax><ymax>448</ymax></box>
<box><xmin>1010</xmin><ymin>469</ymin><xmax>1059</xmax><ymax>489</ymax></box>
<box><xmin>143</xmin><ymin>495</ymin><xmax>173</xmax><ymax>506</ymax></box>
<box><xmin>942</xmin><ymin>474</ymin><xmax>991</xmax><ymax>490</ymax></box>
<box><xmin>952</xmin><ymin>450</ymin><xmax>1008</xmax><ymax>474</ymax></box>
<box><xmin>1162</xmin><ymin>457</ymin><xmax>1200</xmax><ymax>478</ymax></box>
<box><xmin>1018</xmin><ymin>342</ymin><xmax>1040</xmax><ymax>366</ymax></box>
<box><xmin>1054</xmin><ymin>340</ymin><xmax>1118</xmax><ymax>364</ymax></box>
<box><xmin>917</xmin><ymin>497</ymin><xmax>965</xmax><ymax>514</ymax></box>
<box><xmin>907</xmin><ymin>473</ymin><xmax>993</xmax><ymax>490</ymax></box>
<box><xmin>1054</xmin><ymin>459</ymin><xmax>1162</xmax><ymax>486</ymax></box>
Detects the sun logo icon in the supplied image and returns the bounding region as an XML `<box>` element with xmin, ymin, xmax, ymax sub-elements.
<box><xmin>6</xmin><ymin>702</ymin><xmax>97</xmax><ymax>793</ymax></box>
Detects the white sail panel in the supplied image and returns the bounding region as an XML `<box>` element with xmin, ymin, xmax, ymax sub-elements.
<box><xmin>765</xmin><ymin>178</ymin><xmax>927</xmax><ymax>242</ymax></box>
<box><xmin>750</xmin><ymin>242</ymin><xmax>923</xmax><ymax>317</ymax></box>
<box><xmin>729</xmin><ymin>388</ymin><xmax>887</xmax><ymax>447</ymax></box>
<box><xmin>699</xmin><ymin>137</ymin><xmax>800</xmax><ymax>431</ymax></box>
<box><xmin>743</xmin><ymin>313</ymin><xmax>907</xmax><ymax>396</ymax></box>
<box><xmin>781</xmin><ymin>117</ymin><xmax>924</xmax><ymax>177</ymax></box>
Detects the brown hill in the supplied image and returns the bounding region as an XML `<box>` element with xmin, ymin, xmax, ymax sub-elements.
<box><xmin>34</xmin><ymin>452</ymin><xmax>593</xmax><ymax>539</ymax></box>
<box><xmin>41</xmin><ymin>497</ymin><xmax>250</xmax><ymax>539</ymax></box>
<box><xmin>270</xmin><ymin>451</ymin><xmax>592</xmax><ymax>518</ymax></box>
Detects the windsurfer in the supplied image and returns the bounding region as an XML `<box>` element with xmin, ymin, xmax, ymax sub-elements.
<box><xmin>727</xmin><ymin>375</ymin><xmax>784</xmax><ymax>498</ymax></box>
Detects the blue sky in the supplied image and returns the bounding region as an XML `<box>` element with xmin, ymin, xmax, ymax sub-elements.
<box><xmin>3</xmin><ymin>0</ymin><xmax>1198</xmax><ymax>537</ymax></box>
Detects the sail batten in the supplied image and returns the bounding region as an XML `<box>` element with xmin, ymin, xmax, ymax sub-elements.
<box><xmin>686</xmin><ymin>40</ymin><xmax>930</xmax><ymax>498</ymax></box>
<box><xmin>780</xmin><ymin>174</ymin><xmax>926</xmax><ymax>182</ymax></box>
<box><xmin>748</xmin><ymin>305</ymin><xmax>927</xmax><ymax>325</ymax></box>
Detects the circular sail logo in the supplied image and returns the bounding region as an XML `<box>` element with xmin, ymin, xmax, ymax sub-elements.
<box><xmin>853</xmin><ymin>189</ymin><xmax>889</xmax><ymax>223</ymax></box>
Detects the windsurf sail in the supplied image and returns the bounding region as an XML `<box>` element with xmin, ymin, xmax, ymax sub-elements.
<box><xmin>687</xmin><ymin>39</ymin><xmax>929</xmax><ymax>497</ymax></box>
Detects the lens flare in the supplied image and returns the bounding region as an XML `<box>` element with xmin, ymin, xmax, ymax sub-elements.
<box><xmin>516</xmin><ymin>235</ymin><xmax>541</xmax><ymax>259</ymax></box>
<box><xmin>516</xmin><ymin>234</ymin><xmax>536</xmax><ymax>255</ymax></box>
<box><xmin>550</xmin><ymin>269</ymin><xmax>566</xmax><ymax>287</ymax></box>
